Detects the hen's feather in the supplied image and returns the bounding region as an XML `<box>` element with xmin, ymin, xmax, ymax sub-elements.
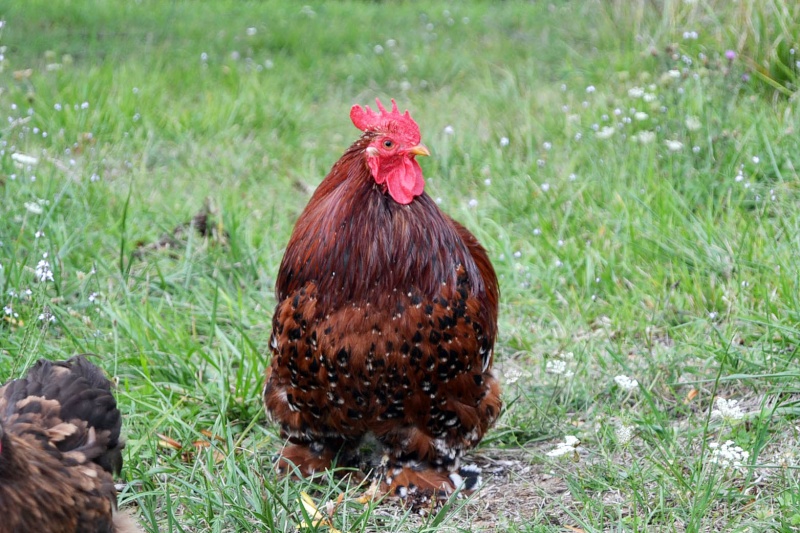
<box><xmin>0</xmin><ymin>355</ymin><xmax>142</xmax><ymax>533</ymax></box>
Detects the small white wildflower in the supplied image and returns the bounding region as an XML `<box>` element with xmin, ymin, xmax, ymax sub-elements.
<box><xmin>504</xmin><ymin>367</ymin><xmax>523</xmax><ymax>385</ymax></box>
<box><xmin>628</xmin><ymin>87</ymin><xmax>645</xmax><ymax>98</ymax></box>
<box><xmin>634</xmin><ymin>111</ymin><xmax>648</xmax><ymax>121</ymax></box>
<box><xmin>614</xmin><ymin>375</ymin><xmax>639</xmax><ymax>391</ymax></box>
<box><xmin>513</xmin><ymin>251</ymin><xmax>521</xmax><ymax>258</ymax></box>
<box><xmin>246</xmin><ymin>27</ymin><xmax>257</xmax><ymax>36</ymax></box>
<box><xmin>543</xmin><ymin>141</ymin><xmax>552</xmax><ymax>151</ymax></box>
<box><xmin>499</xmin><ymin>136</ymin><xmax>509</xmax><ymax>147</ymax></box>
<box><xmin>615</xmin><ymin>423</ymin><xmax>634</xmax><ymax>445</ymax></box>
<box><xmin>54</xmin><ymin>103</ymin><xmax>63</xmax><ymax>111</ymax></box>
<box><xmin>38</xmin><ymin>310</ymin><xmax>56</xmax><ymax>323</ymax></box>
<box><xmin>546</xmin><ymin>435</ymin><xmax>580</xmax><ymax>458</ymax></box>
<box><xmin>373</xmin><ymin>44</ymin><xmax>384</xmax><ymax>55</ymax></box>
<box><xmin>596</xmin><ymin>126</ymin><xmax>615</xmax><ymax>139</ymax></box>
<box><xmin>11</xmin><ymin>153</ymin><xmax>38</xmax><ymax>166</ymax></box>
<box><xmin>541</xmin><ymin>183</ymin><xmax>550</xmax><ymax>192</ymax></box>
<box><xmin>546</xmin><ymin>358</ymin><xmax>574</xmax><ymax>378</ymax></box>
<box><xmin>533</xmin><ymin>228</ymin><xmax>541</xmax><ymax>235</ymax></box>
<box><xmin>34</xmin><ymin>230</ymin><xmax>45</xmax><ymax>239</ymax></box>
<box><xmin>708</xmin><ymin>440</ymin><xmax>750</xmax><ymax>470</ymax></box>
<box><xmin>88</xmin><ymin>292</ymin><xmax>99</xmax><ymax>304</ymax></box>
<box><xmin>568</xmin><ymin>173</ymin><xmax>577</xmax><ymax>181</ymax></box>
<box><xmin>24</xmin><ymin>202</ymin><xmax>44</xmax><ymax>214</ymax></box>
<box><xmin>484</xmin><ymin>178</ymin><xmax>491</xmax><ymax>186</ymax></box>
<box><xmin>665</xmin><ymin>140</ymin><xmax>684</xmax><ymax>152</ymax></box>
<box><xmin>667</xmin><ymin>69</ymin><xmax>681</xmax><ymax>79</ymax></box>
<box><xmin>80</xmin><ymin>101</ymin><xmax>89</xmax><ymax>110</ymax></box>
<box><xmin>685</xmin><ymin>116</ymin><xmax>701</xmax><ymax>131</ymax></box>
<box><xmin>443</xmin><ymin>125</ymin><xmax>454</xmax><ymax>136</ymax></box>
<box><xmin>546</xmin><ymin>359</ymin><xmax>567</xmax><ymax>375</ymax></box>
<box><xmin>711</xmin><ymin>397</ymin><xmax>745</xmax><ymax>422</ymax></box>
<box><xmin>636</xmin><ymin>131</ymin><xmax>656</xmax><ymax>144</ymax></box>
<box><xmin>3</xmin><ymin>305</ymin><xmax>11</xmax><ymax>315</ymax></box>
<box><xmin>467</xmin><ymin>198</ymin><xmax>478</xmax><ymax>208</ymax></box>
<box><xmin>752</xmin><ymin>156</ymin><xmax>760</xmax><ymax>164</ymax></box>
<box><xmin>692</xmin><ymin>145</ymin><xmax>701</xmax><ymax>153</ymax></box>
<box><xmin>643</xmin><ymin>93</ymin><xmax>657</xmax><ymax>103</ymax></box>
<box><xmin>586</xmin><ymin>85</ymin><xmax>596</xmax><ymax>93</ymax></box>
<box><xmin>35</xmin><ymin>259</ymin><xmax>54</xmax><ymax>282</ymax></box>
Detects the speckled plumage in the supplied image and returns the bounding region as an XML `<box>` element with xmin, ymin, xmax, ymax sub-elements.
<box><xmin>264</xmin><ymin>105</ymin><xmax>501</xmax><ymax>496</ymax></box>
<box><xmin>0</xmin><ymin>355</ymin><xmax>142</xmax><ymax>533</ymax></box>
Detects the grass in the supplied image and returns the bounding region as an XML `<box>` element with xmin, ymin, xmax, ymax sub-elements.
<box><xmin>1</xmin><ymin>0</ymin><xmax>799</xmax><ymax>531</ymax></box>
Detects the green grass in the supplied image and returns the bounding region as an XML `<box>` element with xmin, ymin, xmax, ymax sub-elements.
<box><xmin>1</xmin><ymin>0</ymin><xmax>799</xmax><ymax>531</ymax></box>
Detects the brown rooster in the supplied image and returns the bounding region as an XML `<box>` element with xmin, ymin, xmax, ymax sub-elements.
<box><xmin>264</xmin><ymin>99</ymin><xmax>501</xmax><ymax>498</ymax></box>
<box><xmin>0</xmin><ymin>355</ymin><xmax>142</xmax><ymax>533</ymax></box>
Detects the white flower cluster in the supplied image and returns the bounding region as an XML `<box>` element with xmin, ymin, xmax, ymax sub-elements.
<box><xmin>665</xmin><ymin>139</ymin><xmax>684</xmax><ymax>152</ymax></box>
<box><xmin>711</xmin><ymin>397</ymin><xmax>745</xmax><ymax>422</ymax></box>
<box><xmin>38</xmin><ymin>309</ymin><xmax>55</xmax><ymax>323</ymax></box>
<box><xmin>546</xmin><ymin>352</ymin><xmax>575</xmax><ymax>378</ymax></box>
<box><xmin>596</xmin><ymin>126</ymin><xmax>615</xmax><ymax>139</ymax></box>
<box><xmin>615</xmin><ymin>423</ymin><xmax>634</xmax><ymax>445</ymax></box>
<box><xmin>614</xmin><ymin>374</ymin><xmax>639</xmax><ymax>391</ymax></box>
<box><xmin>35</xmin><ymin>258</ymin><xmax>54</xmax><ymax>283</ymax></box>
<box><xmin>546</xmin><ymin>359</ymin><xmax>567</xmax><ymax>374</ymax></box>
<box><xmin>546</xmin><ymin>435</ymin><xmax>580</xmax><ymax>457</ymax></box>
<box><xmin>708</xmin><ymin>440</ymin><xmax>749</xmax><ymax>470</ymax></box>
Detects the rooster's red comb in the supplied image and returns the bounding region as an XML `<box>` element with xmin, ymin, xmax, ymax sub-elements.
<box><xmin>350</xmin><ymin>98</ymin><xmax>421</xmax><ymax>143</ymax></box>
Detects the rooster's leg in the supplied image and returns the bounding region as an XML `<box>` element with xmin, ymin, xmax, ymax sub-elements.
<box><xmin>380</xmin><ymin>462</ymin><xmax>482</xmax><ymax>499</ymax></box>
<box><xmin>375</xmin><ymin>428</ymin><xmax>482</xmax><ymax>499</ymax></box>
<box><xmin>275</xmin><ymin>440</ymin><xmax>339</xmax><ymax>477</ymax></box>
<box><xmin>275</xmin><ymin>437</ymin><xmax>365</xmax><ymax>478</ymax></box>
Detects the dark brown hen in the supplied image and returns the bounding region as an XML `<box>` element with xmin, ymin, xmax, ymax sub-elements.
<box><xmin>0</xmin><ymin>355</ymin><xmax>142</xmax><ymax>533</ymax></box>
<box><xmin>264</xmin><ymin>99</ymin><xmax>501</xmax><ymax>498</ymax></box>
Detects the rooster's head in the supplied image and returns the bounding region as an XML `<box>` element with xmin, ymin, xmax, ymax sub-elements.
<box><xmin>350</xmin><ymin>98</ymin><xmax>430</xmax><ymax>205</ymax></box>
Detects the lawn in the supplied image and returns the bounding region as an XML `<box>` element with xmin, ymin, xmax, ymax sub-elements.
<box><xmin>1</xmin><ymin>0</ymin><xmax>799</xmax><ymax>531</ymax></box>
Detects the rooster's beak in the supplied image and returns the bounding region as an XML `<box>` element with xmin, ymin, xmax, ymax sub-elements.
<box><xmin>408</xmin><ymin>144</ymin><xmax>431</xmax><ymax>157</ymax></box>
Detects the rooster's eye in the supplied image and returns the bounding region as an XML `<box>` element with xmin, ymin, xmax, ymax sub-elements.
<box><xmin>383</xmin><ymin>140</ymin><xmax>394</xmax><ymax>149</ymax></box>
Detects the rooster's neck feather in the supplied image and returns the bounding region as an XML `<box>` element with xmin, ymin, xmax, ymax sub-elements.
<box><xmin>277</xmin><ymin>136</ymin><xmax>485</xmax><ymax>312</ymax></box>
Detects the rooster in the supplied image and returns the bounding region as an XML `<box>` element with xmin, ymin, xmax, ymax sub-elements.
<box><xmin>264</xmin><ymin>99</ymin><xmax>501</xmax><ymax>497</ymax></box>
<box><xmin>0</xmin><ymin>355</ymin><xmax>142</xmax><ymax>533</ymax></box>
